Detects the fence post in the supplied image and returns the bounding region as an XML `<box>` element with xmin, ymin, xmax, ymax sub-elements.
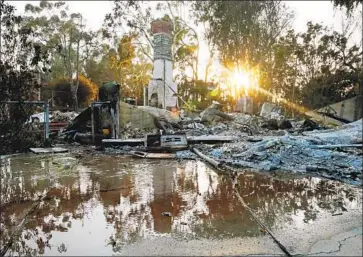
<box><xmin>111</xmin><ymin>103</ymin><xmax>116</xmax><ymax>139</ymax></box>
<box><xmin>143</xmin><ymin>86</ymin><xmax>148</xmax><ymax>106</ymax></box>
<box><xmin>115</xmin><ymin>100</ymin><xmax>120</xmax><ymax>139</ymax></box>
<box><xmin>91</xmin><ymin>103</ymin><xmax>95</xmax><ymax>145</ymax></box>
<box><xmin>43</xmin><ymin>102</ymin><xmax>50</xmax><ymax>144</ymax></box>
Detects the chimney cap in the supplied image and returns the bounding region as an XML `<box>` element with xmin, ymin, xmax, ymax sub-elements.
<box><xmin>151</xmin><ymin>18</ymin><xmax>173</xmax><ymax>35</ymax></box>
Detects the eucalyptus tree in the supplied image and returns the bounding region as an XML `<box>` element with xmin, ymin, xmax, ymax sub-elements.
<box><xmin>22</xmin><ymin>0</ymin><xmax>98</xmax><ymax>111</ymax></box>
<box><xmin>104</xmin><ymin>1</ymin><xmax>200</xmax><ymax>82</ymax></box>
<box><xmin>332</xmin><ymin>0</ymin><xmax>363</xmax><ymax>14</ymax></box>
<box><xmin>272</xmin><ymin>22</ymin><xmax>362</xmax><ymax>110</ymax></box>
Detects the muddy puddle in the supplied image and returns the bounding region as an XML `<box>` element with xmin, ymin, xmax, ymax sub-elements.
<box><xmin>0</xmin><ymin>153</ymin><xmax>362</xmax><ymax>256</ymax></box>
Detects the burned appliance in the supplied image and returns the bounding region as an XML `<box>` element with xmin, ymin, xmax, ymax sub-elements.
<box><xmin>145</xmin><ymin>133</ymin><xmax>188</xmax><ymax>152</ymax></box>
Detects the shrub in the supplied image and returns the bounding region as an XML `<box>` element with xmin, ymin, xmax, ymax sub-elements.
<box><xmin>49</xmin><ymin>75</ymin><xmax>98</xmax><ymax>108</ymax></box>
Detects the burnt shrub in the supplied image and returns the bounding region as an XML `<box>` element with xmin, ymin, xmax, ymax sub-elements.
<box><xmin>49</xmin><ymin>75</ymin><xmax>98</xmax><ymax>108</ymax></box>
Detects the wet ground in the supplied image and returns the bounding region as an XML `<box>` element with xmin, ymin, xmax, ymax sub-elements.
<box><xmin>0</xmin><ymin>153</ymin><xmax>362</xmax><ymax>256</ymax></box>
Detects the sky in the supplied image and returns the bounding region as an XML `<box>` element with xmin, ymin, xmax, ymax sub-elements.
<box><xmin>9</xmin><ymin>1</ymin><xmax>361</xmax><ymax>36</ymax></box>
<box><xmin>7</xmin><ymin>0</ymin><xmax>362</xmax><ymax>80</ymax></box>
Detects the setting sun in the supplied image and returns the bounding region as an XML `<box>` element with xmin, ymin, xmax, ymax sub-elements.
<box><xmin>232</xmin><ymin>71</ymin><xmax>251</xmax><ymax>89</ymax></box>
<box><xmin>223</xmin><ymin>67</ymin><xmax>259</xmax><ymax>99</ymax></box>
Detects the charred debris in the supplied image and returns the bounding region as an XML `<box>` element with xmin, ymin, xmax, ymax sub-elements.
<box><xmin>24</xmin><ymin>82</ymin><xmax>363</xmax><ymax>185</ymax></box>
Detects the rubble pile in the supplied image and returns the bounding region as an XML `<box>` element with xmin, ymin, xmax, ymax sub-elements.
<box><xmin>51</xmin><ymin>111</ymin><xmax>78</xmax><ymax>123</ymax></box>
<box><xmin>303</xmin><ymin>119</ymin><xmax>362</xmax><ymax>144</ymax></box>
<box><xmin>28</xmin><ymin>111</ymin><xmax>78</xmax><ymax>124</ymax></box>
<box><xmin>195</xmin><ymin>118</ymin><xmax>362</xmax><ymax>185</ymax></box>
<box><xmin>181</xmin><ymin>113</ymin><xmax>286</xmax><ymax>138</ymax></box>
<box><xmin>50</xmin><ymin>98</ymin><xmax>361</xmax><ymax>185</ymax></box>
<box><xmin>181</xmin><ymin>108</ymin><xmax>328</xmax><ymax>139</ymax></box>
<box><xmin>166</xmin><ymin>102</ymin><xmax>362</xmax><ymax>184</ymax></box>
<box><xmin>119</xmin><ymin>123</ymin><xmax>159</xmax><ymax>139</ymax></box>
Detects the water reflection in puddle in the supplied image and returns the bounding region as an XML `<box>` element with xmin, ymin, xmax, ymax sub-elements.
<box><xmin>0</xmin><ymin>154</ymin><xmax>361</xmax><ymax>256</ymax></box>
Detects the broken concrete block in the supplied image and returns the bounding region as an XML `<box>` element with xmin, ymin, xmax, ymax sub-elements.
<box><xmin>138</xmin><ymin>106</ymin><xmax>180</xmax><ymax>124</ymax></box>
<box><xmin>260</xmin><ymin>102</ymin><xmax>283</xmax><ymax>120</ymax></box>
<box><xmin>200</xmin><ymin>101</ymin><xmax>233</xmax><ymax>123</ymax></box>
<box><xmin>119</xmin><ymin>102</ymin><xmax>156</xmax><ymax>130</ymax></box>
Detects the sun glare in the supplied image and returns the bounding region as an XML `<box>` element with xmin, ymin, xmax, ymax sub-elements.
<box><xmin>232</xmin><ymin>71</ymin><xmax>250</xmax><ymax>89</ymax></box>
<box><xmin>224</xmin><ymin>67</ymin><xmax>259</xmax><ymax>99</ymax></box>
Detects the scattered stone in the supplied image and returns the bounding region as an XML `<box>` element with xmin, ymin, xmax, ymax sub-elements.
<box><xmin>176</xmin><ymin>150</ymin><xmax>197</xmax><ymax>159</ymax></box>
<box><xmin>260</xmin><ymin>102</ymin><xmax>283</xmax><ymax>120</ymax></box>
<box><xmin>301</xmin><ymin>119</ymin><xmax>320</xmax><ymax>131</ymax></box>
<box><xmin>62</xmin><ymin>214</ymin><xmax>70</xmax><ymax>222</ymax></box>
<box><xmin>185</xmin><ymin>122</ymin><xmax>205</xmax><ymax>129</ymax></box>
<box><xmin>306</xmin><ymin>166</ymin><xmax>331</xmax><ymax>173</ymax></box>
<box><xmin>332</xmin><ymin>212</ymin><xmax>343</xmax><ymax>216</ymax></box>
<box><xmin>261</xmin><ymin>119</ymin><xmax>279</xmax><ymax>130</ymax></box>
<box><xmin>200</xmin><ymin>101</ymin><xmax>234</xmax><ymax>123</ymax></box>
<box><xmin>51</xmin><ymin>111</ymin><xmax>78</xmax><ymax>123</ymax></box>
<box><xmin>247</xmin><ymin>136</ymin><xmax>263</xmax><ymax>142</ymax></box>
<box><xmin>278</xmin><ymin>120</ymin><xmax>293</xmax><ymax>129</ymax></box>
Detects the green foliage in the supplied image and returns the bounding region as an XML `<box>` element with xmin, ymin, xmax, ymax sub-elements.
<box><xmin>272</xmin><ymin>22</ymin><xmax>362</xmax><ymax>110</ymax></box>
<box><xmin>192</xmin><ymin>0</ymin><xmax>295</xmax><ymax>105</ymax></box>
<box><xmin>178</xmin><ymin>79</ymin><xmax>223</xmax><ymax>110</ymax></box>
<box><xmin>162</xmin><ymin>14</ymin><xmax>171</xmax><ymax>22</ymax></box>
<box><xmin>193</xmin><ymin>0</ymin><xmax>362</xmax><ymax>111</ymax></box>
<box><xmin>332</xmin><ymin>0</ymin><xmax>363</xmax><ymax>14</ymax></box>
<box><xmin>105</xmin><ymin>1</ymin><xmax>200</xmax><ymax>82</ymax></box>
<box><xmin>301</xmin><ymin>70</ymin><xmax>360</xmax><ymax>109</ymax></box>
<box><xmin>22</xmin><ymin>0</ymin><xmax>99</xmax><ymax>111</ymax></box>
<box><xmin>83</xmin><ymin>34</ymin><xmax>153</xmax><ymax>101</ymax></box>
<box><xmin>171</xmin><ymin>14</ymin><xmax>200</xmax><ymax>81</ymax></box>
<box><xmin>193</xmin><ymin>1</ymin><xmax>293</xmax><ymax>69</ymax></box>
<box><xmin>0</xmin><ymin>0</ymin><xmax>49</xmax><ymax>154</ymax></box>
<box><xmin>3</xmin><ymin>0</ymin><xmax>362</xmax><ymax>125</ymax></box>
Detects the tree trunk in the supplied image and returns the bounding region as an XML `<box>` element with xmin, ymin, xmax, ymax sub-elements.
<box><xmin>73</xmin><ymin>38</ymin><xmax>80</xmax><ymax>112</ymax></box>
<box><xmin>357</xmin><ymin>79</ymin><xmax>363</xmax><ymax>120</ymax></box>
<box><xmin>73</xmin><ymin>16</ymin><xmax>83</xmax><ymax>113</ymax></box>
<box><xmin>73</xmin><ymin>81</ymin><xmax>79</xmax><ymax>112</ymax></box>
<box><xmin>66</xmin><ymin>28</ymin><xmax>76</xmax><ymax>111</ymax></box>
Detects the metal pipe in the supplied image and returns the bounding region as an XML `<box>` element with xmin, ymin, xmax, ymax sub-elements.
<box><xmin>44</xmin><ymin>102</ymin><xmax>50</xmax><ymax>141</ymax></box>
<box><xmin>152</xmin><ymin>79</ymin><xmax>192</xmax><ymax>110</ymax></box>
<box><xmin>91</xmin><ymin>103</ymin><xmax>95</xmax><ymax>145</ymax></box>
<box><xmin>43</xmin><ymin>104</ymin><xmax>47</xmax><ymax>141</ymax></box>
<box><xmin>143</xmin><ymin>86</ymin><xmax>147</xmax><ymax>106</ymax></box>
<box><xmin>115</xmin><ymin>100</ymin><xmax>120</xmax><ymax>139</ymax></box>
<box><xmin>192</xmin><ymin>148</ymin><xmax>221</xmax><ymax>168</ymax></box>
<box><xmin>163</xmin><ymin>59</ymin><xmax>166</xmax><ymax>109</ymax></box>
<box><xmin>1</xmin><ymin>101</ymin><xmax>45</xmax><ymax>105</ymax></box>
<box><xmin>92</xmin><ymin>101</ymin><xmax>111</xmax><ymax>105</ymax></box>
<box><xmin>110</xmin><ymin>107</ymin><xmax>115</xmax><ymax>139</ymax></box>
